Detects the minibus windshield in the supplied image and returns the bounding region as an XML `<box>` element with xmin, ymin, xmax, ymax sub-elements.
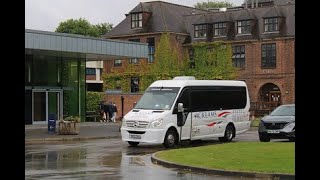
<box><xmin>134</xmin><ymin>87</ymin><xmax>180</xmax><ymax>110</ymax></box>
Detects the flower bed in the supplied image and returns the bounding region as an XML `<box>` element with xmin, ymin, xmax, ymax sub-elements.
<box><xmin>58</xmin><ymin>116</ymin><xmax>80</xmax><ymax>135</ymax></box>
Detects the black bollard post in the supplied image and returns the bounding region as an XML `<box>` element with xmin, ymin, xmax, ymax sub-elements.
<box><xmin>121</xmin><ymin>96</ymin><xmax>124</xmax><ymax>119</ymax></box>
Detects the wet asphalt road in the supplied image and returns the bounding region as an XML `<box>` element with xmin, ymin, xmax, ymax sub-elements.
<box><xmin>25</xmin><ymin>131</ymin><xmax>274</xmax><ymax>180</ymax></box>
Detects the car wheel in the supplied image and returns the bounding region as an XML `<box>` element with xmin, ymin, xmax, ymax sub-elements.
<box><xmin>128</xmin><ymin>141</ymin><xmax>139</xmax><ymax>147</ymax></box>
<box><xmin>163</xmin><ymin>129</ymin><xmax>177</xmax><ymax>148</ymax></box>
<box><xmin>219</xmin><ymin>125</ymin><xmax>234</xmax><ymax>142</ymax></box>
<box><xmin>259</xmin><ymin>134</ymin><xmax>271</xmax><ymax>142</ymax></box>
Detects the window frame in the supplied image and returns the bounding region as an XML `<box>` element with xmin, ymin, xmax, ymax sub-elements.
<box><xmin>86</xmin><ymin>68</ymin><xmax>96</xmax><ymax>75</ymax></box>
<box><xmin>261</xmin><ymin>43</ymin><xmax>276</xmax><ymax>68</ymax></box>
<box><xmin>237</xmin><ymin>20</ymin><xmax>251</xmax><ymax>35</ymax></box>
<box><xmin>131</xmin><ymin>13</ymin><xmax>143</xmax><ymax>29</ymax></box>
<box><xmin>129</xmin><ymin>58</ymin><xmax>139</xmax><ymax>64</ymax></box>
<box><xmin>147</xmin><ymin>37</ymin><xmax>155</xmax><ymax>63</ymax></box>
<box><xmin>213</xmin><ymin>22</ymin><xmax>227</xmax><ymax>37</ymax></box>
<box><xmin>114</xmin><ymin>59</ymin><xmax>122</xmax><ymax>67</ymax></box>
<box><xmin>264</xmin><ymin>17</ymin><xmax>279</xmax><ymax>32</ymax></box>
<box><xmin>232</xmin><ymin>45</ymin><xmax>246</xmax><ymax>69</ymax></box>
<box><xmin>194</xmin><ymin>24</ymin><xmax>207</xmax><ymax>38</ymax></box>
<box><xmin>130</xmin><ymin>77</ymin><xmax>140</xmax><ymax>93</ymax></box>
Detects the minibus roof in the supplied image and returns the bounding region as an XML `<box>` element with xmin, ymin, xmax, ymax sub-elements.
<box><xmin>150</xmin><ymin>79</ymin><xmax>247</xmax><ymax>88</ymax></box>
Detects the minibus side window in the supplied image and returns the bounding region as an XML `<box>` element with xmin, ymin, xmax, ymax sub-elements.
<box><xmin>191</xmin><ymin>86</ymin><xmax>247</xmax><ymax>111</ymax></box>
<box><xmin>173</xmin><ymin>88</ymin><xmax>190</xmax><ymax>114</ymax></box>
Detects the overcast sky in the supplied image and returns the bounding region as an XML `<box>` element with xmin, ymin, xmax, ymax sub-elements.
<box><xmin>26</xmin><ymin>0</ymin><xmax>244</xmax><ymax>32</ymax></box>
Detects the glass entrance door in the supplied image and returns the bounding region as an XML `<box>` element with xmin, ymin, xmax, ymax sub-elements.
<box><xmin>33</xmin><ymin>91</ymin><xmax>46</xmax><ymax>123</ymax></box>
<box><xmin>32</xmin><ymin>90</ymin><xmax>62</xmax><ymax>124</ymax></box>
<box><xmin>48</xmin><ymin>91</ymin><xmax>60</xmax><ymax>122</ymax></box>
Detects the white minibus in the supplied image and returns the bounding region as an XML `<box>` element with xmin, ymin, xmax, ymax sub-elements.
<box><xmin>120</xmin><ymin>76</ymin><xmax>250</xmax><ymax>148</ymax></box>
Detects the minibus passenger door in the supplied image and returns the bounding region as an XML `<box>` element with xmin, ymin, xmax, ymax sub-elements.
<box><xmin>174</xmin><ymin>88</ymin><xmax>191</xmax><ymax>141</ymax></box>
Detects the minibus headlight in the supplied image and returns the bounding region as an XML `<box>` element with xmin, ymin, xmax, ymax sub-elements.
<box><xmin>122</xmin><ymin>117</ymin><xmax>126</xmax><ymax>127</ymax></box>
<box><xmin>150</xmin><ymin>118</ymin><xmax>163</xmax><ymax>128</ymax></box>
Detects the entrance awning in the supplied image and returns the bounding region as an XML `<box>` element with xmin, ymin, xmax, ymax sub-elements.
<box><xmin>25</xmin><ymin>29</ymin><xmax>148</xmax><ymax>61</ymax></box>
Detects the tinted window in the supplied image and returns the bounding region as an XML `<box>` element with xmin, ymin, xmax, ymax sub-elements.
<box><xmin>270</xmin><ymin>105</ymin><xmax>295</xmax><ymax>116</ymax></box>
<box><xmin>191</xmin><ymin>86</ymin><xmax>247</xmax><ymax>111</ymax></box>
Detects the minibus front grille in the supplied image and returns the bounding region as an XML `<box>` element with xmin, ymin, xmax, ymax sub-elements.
<box><xmin>126</xmin><ymin>120</ymin><xmax>149</xmax><ymax>128</ymax></box>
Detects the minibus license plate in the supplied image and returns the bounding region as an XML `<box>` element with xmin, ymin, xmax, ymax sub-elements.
<box><xmin>267</xmin><ymin>130</ymin><xmax>280</xmax><ymax>133</ymax></box>
<box><xmin>129</xmin><ymin>134</ymin><xmax>141</xmax><ymax>139</ymax></box>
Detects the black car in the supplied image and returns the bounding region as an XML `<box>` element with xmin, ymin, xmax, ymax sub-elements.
<box><xmin>258</xmin><ymin>104</ymin><xmax>295</xmax><ymax>142</ymax></box>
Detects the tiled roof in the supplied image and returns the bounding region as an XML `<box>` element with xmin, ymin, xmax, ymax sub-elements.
<box><xmin>105</xmin><ymin>1</ymin><xmax>294</xmax><ymax>41</ymax></box>
<box><xmin>104</xmin><ymin>1</ymin><xmax>209</xmax><ymax>37</ymax></box>
<box><xmin>184</xmin><ymin>4</ymin><xmax>294</xmax><ymax>41</ymax></box>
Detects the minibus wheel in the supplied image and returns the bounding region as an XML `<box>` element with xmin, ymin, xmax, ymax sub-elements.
<box><xmin>163</xmin><ymin>129</ymin><xmax>177</xmax><ymax>148</ymax></box>
<box><xmin>128</xmin><ymin>141</ymin><xmax>140</xmax><ymax>147</ymax></box>
<box><xmin>219</xmin><ymin>125</ymin><xmax>234</xmax><ymax>142</ymax></box>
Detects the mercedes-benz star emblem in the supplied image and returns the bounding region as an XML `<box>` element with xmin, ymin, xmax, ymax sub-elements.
<box><xmin>133</xmin><ymin>121</ymin><xmax>139</xmax><ymax>127</ymax></box>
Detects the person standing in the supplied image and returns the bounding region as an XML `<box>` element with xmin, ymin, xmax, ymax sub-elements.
<box><xmin>112</xmin><ymin>103</ymin><xmax>118</xmax><ymax>122</ymax></box>
<box><xmin>103</xmin><ymin>102</ymin><xmax>110</xmax><ymax>122</ymax></box>
<box><xmin>99</xmin><ymin>101</ymin><xmax>106</xmax><ymax>122</ymax></box>
<box><xmin>107</xmin><ymin>101</ymin><xmax>114</xmax><ymax>122</ymax></box>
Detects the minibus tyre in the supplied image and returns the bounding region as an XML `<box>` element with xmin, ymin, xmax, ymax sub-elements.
<box><xmin>128</xmin><ymin>141</ymin><xmax>140</xmax><ymax>147</ymax></box>
<box><xmin>219</xmin><ymin>125</ymin><xmax>234</xmax><ymax>142</ymax></box>
<box><xmin>163</xmin><ymin>129</ymin><xmax>177</xmax><ymax>148</ymax></box>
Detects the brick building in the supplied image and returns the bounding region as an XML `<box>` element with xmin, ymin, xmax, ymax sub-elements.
<box><xmin>103</xmin><ymin>0</ymin><xmax>295</xmax><ymax>117</ymax></box>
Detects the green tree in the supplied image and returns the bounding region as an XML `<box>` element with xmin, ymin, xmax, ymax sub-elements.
<box><xmin>194</xmin><ymin>0</ymin><xmax>234</xmax><ymax>10</ymax></box>
<box><xmin>94</xmin><ymin>23</ymin><xmax>113</xmax><ymax>36</ymax></box>
<box><xmin>55</xmin><ymin>18</ymin><xmax>113</xmax><ymax>37</ymax></box>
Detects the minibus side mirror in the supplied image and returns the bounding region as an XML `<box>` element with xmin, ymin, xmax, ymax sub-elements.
<box><xmin>177</xmin><ymin>103</ymin><xmax>184</xmax><ymax>127</ymax></box>
<box><xmin>178</xmin><ymin>103</ymin><xmax>184</xmax><ymax>113</ymax></box>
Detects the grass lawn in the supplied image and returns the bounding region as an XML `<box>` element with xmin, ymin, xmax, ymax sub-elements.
<box><xmin>156</xmin><ymin>142</ymin><xmax>295</xmax><ymax>174</ymax></box>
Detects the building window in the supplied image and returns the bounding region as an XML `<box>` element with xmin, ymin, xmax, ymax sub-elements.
<box><xmin>237</xmin><ymin>20</ymin><xmax>251</xmax><ymax>34</ymax></box>
<box><xmin>213</xmin><ymin>22</ymin><xmax>227</xmax><ymax>36</ymax></box>
<box><xmin>147</xmin><ymin>37</ymin><xmax>155</xmax><ymax>63</ymax></box>
<box><xmin>264</xmin><ymin>17</ymin><xmax>278</xmax><ymax>32</ymax></box>
<box><xmin>131</xmin><ymin>13</ymin><xmax>142</xmax><ymax>28</ymax></box>
<box><xmin>194</xmin><ymin>24</ymin><xmax>207</xmax><ymax>38</ymax></box>
<box><xmin>131</xmin><ymin>77</ymin><xmax>139</xmax><ymax>93</ymax></box>
<box><xmin>114</xmin><ymin>59</ymin><xmax>122</xmax><ymax>67</ymax></box>
<box><xmin>261</xmin><ymin>43</ymin><xmax>276</xmax><ymax>68</ymax></box>
<box><xmin>115</xmin><ymin>80</ymin><xmax>121</xmax><ymax>90</ymax></box>
<box><xmin>189</xmin><ymin>49</ymin><xmax>195</xmax><ymax>69</ymax></box>
<box><xmin>86</xmin><ymin>68</ymin><xmax>96</xmax><ymax>75</ymax></box>
<box><xmin>232</xmin><ymin>45</ymin><xmax>245</xmax><ymax>69</ymax></box>
<box><xmin>129</xmin><ymin>58</ymin><xmax>139</xmax><ymax>64</ymax></box>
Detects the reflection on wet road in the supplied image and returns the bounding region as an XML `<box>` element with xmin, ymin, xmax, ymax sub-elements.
<box><xmin>25</xmin><ymin>131</ymin><xmax>268</xmax><ymax>180</ymax></box>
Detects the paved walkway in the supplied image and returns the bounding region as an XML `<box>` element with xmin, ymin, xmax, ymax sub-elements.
<box><xmin>25</xmin><ymin>122</ymin><xmax>121</xmax><ymax>144</ymax></box>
